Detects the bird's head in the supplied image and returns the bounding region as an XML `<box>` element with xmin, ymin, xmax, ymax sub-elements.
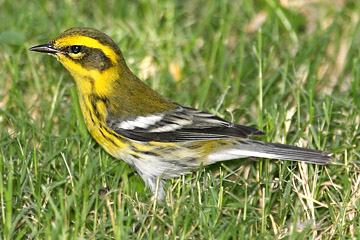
<box><xmin>29</xmin><ymin>27</ymin><xmax>133</xmax><ymax>96</ymax></box>
<box><xmin>29</xmin><ymin>27</ymin><xmax>128</xmax><ymax>81</ymax></box>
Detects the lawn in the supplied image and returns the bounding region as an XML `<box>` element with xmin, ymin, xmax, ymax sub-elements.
<box><xmin>1</xmin><ymin>0</ymin><xmax>359</xmax><ymax>239</ymax></box>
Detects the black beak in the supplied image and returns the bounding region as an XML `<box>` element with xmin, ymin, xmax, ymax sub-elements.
<box><xmin>29</xmin><ymin>43</ymin><xmax>59</xmax><ymax>54</ymax></box>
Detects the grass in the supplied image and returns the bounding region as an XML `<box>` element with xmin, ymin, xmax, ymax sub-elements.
<box><xmin>0</xmin><ymin>0</ymin><xmax>359</xmax><ymax>239</ymax></box>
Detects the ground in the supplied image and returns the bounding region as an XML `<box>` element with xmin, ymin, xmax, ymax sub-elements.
<box><xmin>0</xmin><ymin>0</ymin><xmax>359</xmax><ymax>239</ymax></box>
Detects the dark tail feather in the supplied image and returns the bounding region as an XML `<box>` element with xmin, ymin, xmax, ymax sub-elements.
<box><xmin>240</xmin><ymin>139</ymin><xmax>332</xmax><ymax>164</ymax></box>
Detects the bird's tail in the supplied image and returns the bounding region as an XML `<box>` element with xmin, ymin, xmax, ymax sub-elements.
<box><xmin>207</xmin><ymin>139</ymin><xmax>332</xmax><ymax>164</ymax></box>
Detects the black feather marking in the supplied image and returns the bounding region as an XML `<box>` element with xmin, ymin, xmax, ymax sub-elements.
<box><xmin>97</xmin><ymin>128</ymin><xmax>115</xmax><ymax>147</ymax></box>
<box><xmin>106</xmin><ymin>105</ymin><xmax>264</xmax><ymax>142</ymax></box>
<box><xmin>142</xmin><ymin>151</ymin><xmax>161</xmax><ymax>157</ymax></box>
<box><xmin>88</xmin><ymin>109</ymin><xmax>96</xmax><ymax>125</ymax></box>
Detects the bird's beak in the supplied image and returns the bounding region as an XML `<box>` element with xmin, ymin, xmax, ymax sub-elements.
<box><xmin>29</xmin><ymin>43</ymin><xmax>60</xmax><ymax>54</ymax></box>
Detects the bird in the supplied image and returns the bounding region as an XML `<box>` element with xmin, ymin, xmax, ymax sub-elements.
<box><xmin>29</xmin><ymin>27</ymin><xmax>331</xmax><ymax>200</ymax></box>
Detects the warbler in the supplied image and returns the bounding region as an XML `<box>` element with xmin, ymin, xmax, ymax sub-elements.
<box><xmin>30</xmin><ymin>27</ymin><xmax>331</xmax><ymax>200</ymax></box>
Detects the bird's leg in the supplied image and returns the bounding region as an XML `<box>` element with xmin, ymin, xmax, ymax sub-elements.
<box><xmin>148</xmin><ymin>177</ymin><xmax>165</xmax><ymax>201</ymax></box>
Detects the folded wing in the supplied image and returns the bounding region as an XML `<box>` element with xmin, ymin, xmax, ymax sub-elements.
<box><xmin>106</xmin><ymin>106</ymin><xmax>264</xmax><ymax>142</ymax></box>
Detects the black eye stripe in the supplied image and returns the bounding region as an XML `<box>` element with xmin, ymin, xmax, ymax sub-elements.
<box><xmin>66</xmin><ymin>46</ymin><xmax>113</xmax><ymax>71</ymax></box>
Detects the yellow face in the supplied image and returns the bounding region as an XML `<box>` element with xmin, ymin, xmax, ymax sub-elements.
<box><xmin>29</xmin><ymin>27</ymin><xmax>126</xmax><ymax>96</ymax></box>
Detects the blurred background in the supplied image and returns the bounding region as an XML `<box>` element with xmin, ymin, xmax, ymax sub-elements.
<box><xmin>1</xmin><ymin>0</ymin><xmax>359</xmax><ymax>239</ymax></box>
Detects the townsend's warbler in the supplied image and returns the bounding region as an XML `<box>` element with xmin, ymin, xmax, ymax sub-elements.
<box><xmin>30</xmin><ymin>27</ymin><xmax>331</xmax><ymax>200</ymax></box>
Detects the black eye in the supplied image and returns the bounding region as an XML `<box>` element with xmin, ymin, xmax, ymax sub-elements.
<box><xmin>70</xmin><ymin>45</ymin><xmax>82</xmax><ymax>54</ymax></box>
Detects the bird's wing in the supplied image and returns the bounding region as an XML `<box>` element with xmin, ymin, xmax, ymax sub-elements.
<box><xmin>106</xmin><ymin>106</ymin><xmax>264</xmax><ymax>142</ymax></box>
